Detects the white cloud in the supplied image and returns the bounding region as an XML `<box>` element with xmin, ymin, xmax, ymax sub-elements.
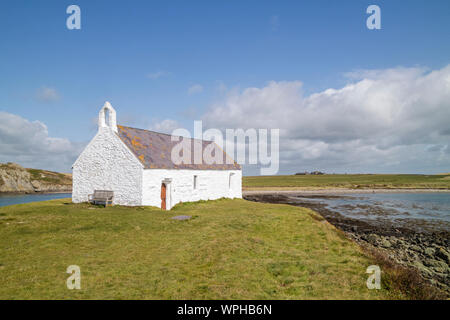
<box><xmin>147</xmin><ymin>71</ymin><xmax>171</xmax><ymax>79</ymax></box>
<box><xmin>188</xmin><ymin>84</ymin><xmax>204</xmax><ymax>95</ymax></box>
<box><xmin>0</xmin><ymin>112</ymin><xmax>84</xmax><ymax>172</ymax></box>
<box><xmin>36</xmin><ymin>86</ymin><xmax>59</xmax><ymax>102</ymax></box>
<box><xmin>149</xmin><ymin>119</ymin><xmax>180</xmax><ymax>134</ymax></box>
<box><xmin>202</xmin><ymin>65</ymin><xmax>450</xmax><ymax>174</ymax></box>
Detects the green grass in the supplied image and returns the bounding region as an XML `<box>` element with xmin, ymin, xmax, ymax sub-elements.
<box><xmin>243</xmin><ymin>174</ymin><xmax>450</xmax><ymax>190</ymax></box>
<box><xmin>0</xmin><ymin>199</ymin><xmax>397</xmax><ymax>299</ymax></box>
<box><xmin>26</xmin><ymin>168</ymin><xmax>72</xmax><ymax>185</ymax></box>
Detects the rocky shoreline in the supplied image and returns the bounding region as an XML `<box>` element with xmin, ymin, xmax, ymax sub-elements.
<box><xmin>244</xmin><ymin>193</ymin><xmax>450</xmax><ymax>296</ymax></box>
<box><xmin>0</xmin><ymin>162</ymin><xmax>72</xmax><ymax>193</ymax></box>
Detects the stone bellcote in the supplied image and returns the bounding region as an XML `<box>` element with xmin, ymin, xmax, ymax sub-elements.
<box><xmin>98</xmin><ymin>101</ymin><xmax>118</xmax><ymax>133</ymax></box>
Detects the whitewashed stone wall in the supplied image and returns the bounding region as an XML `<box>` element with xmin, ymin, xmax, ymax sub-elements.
<box><xmin>72</xmin><ymin>127</ymin><xmax>144</xmax><ymax>206</ymax></box>
<box><xmin>142</xmin><ymin>169</ymin><xmax>242</xmax><ymax>209</ymax></box>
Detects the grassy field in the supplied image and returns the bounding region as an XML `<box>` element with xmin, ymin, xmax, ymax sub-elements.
<box><xmin>243</xmin><ymin>174</ymin><xmax>450</xmax><ymax>190</ymax></box>
<box><xmin>0</xmin><ymin>198</ymin><xmax>398</xmax><ymax>299</ymax></box>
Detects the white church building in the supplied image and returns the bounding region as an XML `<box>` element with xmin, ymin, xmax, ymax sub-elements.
<box><xmin>72</xmin><ymin>102</ymin><xmax>242</xmax><ymax>209</ymax></box>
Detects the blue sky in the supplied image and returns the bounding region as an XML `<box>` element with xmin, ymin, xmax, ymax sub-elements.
<box><xmin>1</xmin><ymin>0</ymin><xmax>449</xmax><ymax>174</ymax></box>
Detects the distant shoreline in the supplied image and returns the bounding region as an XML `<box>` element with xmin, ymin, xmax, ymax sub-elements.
<box><xmin>243</xmin><ymin>188</ymin><xmax>450</xmax><ymax>195</ymax></box>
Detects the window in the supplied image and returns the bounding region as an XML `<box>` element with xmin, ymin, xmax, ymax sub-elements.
<box><xmin>193</xmin><ymin>175</ymin><xmax>198</xmax><ymax>190</ymax></box>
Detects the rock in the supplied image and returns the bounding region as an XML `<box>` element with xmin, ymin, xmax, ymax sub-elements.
<box><xmin>412</xmin><ymin>260</ymin><xmax>433</xmax><ymax>277</ymax></box>
<box><xmin>0</xmin><ymin>162</ymin><xmax>71</xmax><ymax>193</ymax></box>
<box><xmin>410</xmin><ymin>245</ymin><xmax>422</xmax><ymax>252</ymax></box>
<box><xmin>435</xmin><ymin>247</ymin><xmax>450</xmax><ymax>264</ymax></box>
<box><xmin>388</xmin><ymin>236</ymin><xmax>398</xmax><ymax>245</ymax></box>
<box><xmin>424</xmin><ymin>247</ymin><xmax>436</xmax><ymax>258</ymax></box>
<box><xmin>405</xmin><ymin>250</ymin><xmax>418</xmax><ymax>260</ymax></box>
<box><xmin>380</xmin><ymin>238</ymin><xmax>392</xmax><ymax>248</ymax></box>
<box><xmin>423</xmin><ymin>258</ymin><xmax>448</xmax><ymax>273</ymax></box>
<box><xmin>367</xmin><ymin>233</ymin><xmax>379</xmax><ymax>245</ymax></box>
<box><xmin>171</xmin><ymin>215</ymin><xmax>191</xmax><ymax>221</ymax></box>
<box><xmin>0</xmin><ymin>164</ymin><xmax>34</xmax><ymax>192</ymax></box>
<box><xmin>31</xmin><ymin>180</ymin><xmax>41</xmax><ymax>189</ymax></box>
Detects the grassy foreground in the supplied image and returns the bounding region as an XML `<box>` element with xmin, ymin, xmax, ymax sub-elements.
<box><xmin>0</xmin><ymin>199</ymin><xmax>398</xmax><ymax>300</ymax></box>
<box><xmin>243</xmin><ymin>174</ymin><xmax>450</xmax><ymax>190</ymax></box>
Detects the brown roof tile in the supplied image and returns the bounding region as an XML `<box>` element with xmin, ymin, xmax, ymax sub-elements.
<box><xmin>117</xmin><ymin>125</ymin><xmax>241</xmax><ymax>170</ymax></box>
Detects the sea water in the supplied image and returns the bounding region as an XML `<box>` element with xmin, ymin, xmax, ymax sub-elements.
<box><xmin>0</xmin><ymin>193</ymin><xmax>72</xmax><ymax>207</ymax></box>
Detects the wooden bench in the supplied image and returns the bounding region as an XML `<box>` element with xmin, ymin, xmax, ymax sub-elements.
<box><xmin>88</xmin><ymin>190</ymin><xmax>114</xmax><ymax>207</ymax></box>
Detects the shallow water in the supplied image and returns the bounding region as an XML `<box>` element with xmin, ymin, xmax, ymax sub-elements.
<box><xmin>0</xmin><ymin>193</ymin><xmax>72</xmax><ymax>207</ymax></box>
<box><xmin>289</xmin><ymin>192</ymin><xmax>450</xmax><ymax>223</ymax></box>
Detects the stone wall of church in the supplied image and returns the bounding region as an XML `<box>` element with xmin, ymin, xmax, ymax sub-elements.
<box><xmin>72</xmin><ymin>127</ymin><xmax>144</xmax><ymax>206</ymax></box>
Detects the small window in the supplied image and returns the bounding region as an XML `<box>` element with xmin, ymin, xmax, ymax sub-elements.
<box><xmin>193</xmin><ymin>175</ymin><xmax>198</xmax><ymax>190</ymax></box>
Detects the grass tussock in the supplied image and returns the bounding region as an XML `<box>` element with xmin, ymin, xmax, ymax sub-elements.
<box><xmin>0</xmin><ymin>198</ymin><xmax>402</xmax><ymax>300</ymax></box>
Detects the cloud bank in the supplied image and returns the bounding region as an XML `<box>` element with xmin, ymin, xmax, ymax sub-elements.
<box><xmin>0</xmin><ymin>112</ymin><xmax>84</xmax><ymax>172</ymax></box>
<box><xmin>203</xmin><ymin>65</ymin><xmax>450</xmax><ymax>174</ymax></box>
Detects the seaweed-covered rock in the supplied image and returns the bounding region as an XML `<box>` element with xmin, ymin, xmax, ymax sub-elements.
<box><xmin>424</xmin><ymin>247</ymin><xmax>436</xmax><ymax>258</ymax></box>
<box><xmin>436</xmin><ymin>247</ymin><xmax>450</xmax><ymax>264</ymax></box>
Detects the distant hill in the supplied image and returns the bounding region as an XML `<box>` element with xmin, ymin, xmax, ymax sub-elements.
<box><xmin>0</xmin><ymin>162</ymin><xmax>72</xmax><ymax>193</ymax></box>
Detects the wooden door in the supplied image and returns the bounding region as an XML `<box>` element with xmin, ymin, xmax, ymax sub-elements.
<box><xmin>161</xmin><ymin>183</ymin><xmax>166</xmax><ymax>210</ymax></box>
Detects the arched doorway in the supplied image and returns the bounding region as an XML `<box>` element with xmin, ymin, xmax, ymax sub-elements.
<box><xmin>161</xmin><ymin>183</ymin><xmax>167</xmax><ymax>210</ymax></box>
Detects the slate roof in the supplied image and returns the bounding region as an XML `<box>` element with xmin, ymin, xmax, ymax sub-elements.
<box><xmin>117</xmin><ymin>125</ymin><xmax>241</xmax><ymax>170</ymax></box>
